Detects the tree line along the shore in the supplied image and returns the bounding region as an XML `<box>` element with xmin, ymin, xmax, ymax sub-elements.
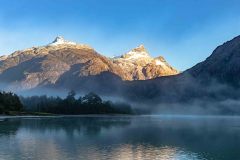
<box><xmin>0</xmin><ymin>91</ymin><xmax>133</xmax><ymax>115</ymax></box>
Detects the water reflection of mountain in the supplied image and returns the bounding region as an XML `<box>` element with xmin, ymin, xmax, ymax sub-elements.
<box><xmin>0</xmin><ymin>116</ymin><xmax>240</xmax><ymax>160</ymax></box>
<box><xmin>0</xmin><ymin>118</ymin><xmax>21</xmax><ymax>136</ymax></box>
<box><xmin>121</xmin><ymin>117</ymin><xmax>240</xmax><ymax>160</ymax></box>
<box><xmin>16</xmin><ymin>116</ymin><xmax>132</xmax><ymax>136</ymax></box>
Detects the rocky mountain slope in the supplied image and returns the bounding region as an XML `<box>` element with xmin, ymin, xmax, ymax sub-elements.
<box><xmin>0</xmin><ymin>36</ymin><xmax>178</xmax><ymax>91</ymax></box>
<box><xmin>185</xmin><ymin>35</ymin><xmax>240</xmax><ymax>86</ymax></box>
<box><xmin>123</xmin><ymin>35</ymin><xmax>240</xmax><ymax>103</ymax></box>
<box><xmin>112</xmin><ymin>45</ymin><xmax>178</xmax><ymax>80</ymax></box>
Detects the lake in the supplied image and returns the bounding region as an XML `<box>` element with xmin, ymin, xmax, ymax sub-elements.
<box><xmin>0</xmin><ymin>115</ymin><xmax>240</xmax><ymax>160</ymax></box>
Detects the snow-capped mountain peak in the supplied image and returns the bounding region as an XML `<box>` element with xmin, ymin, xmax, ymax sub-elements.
<box><xmin>48</xmin><ymin>36</ymin><xmax>77</xmax><ymax>46</ymax></box>
<box><xmin>120</xmin><ymin>45</ymin><xmax>150</xmax><ymax>60</ymax></box>
<box><xmin>111</xmin><ymin>45</ymin><xmax>179</xmax><ymax>80</ymax></box>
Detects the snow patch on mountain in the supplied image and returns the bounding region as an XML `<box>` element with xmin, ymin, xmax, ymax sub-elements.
<box><xmin>124</xmin><ymin>51</ymin><xmax>150</xmax><ymax>60</ymax></box>
<box><xmin>155</xmin><ymin>59</ymin><xmax>166</xmax><ymax>66</ymax></box>
<box><xmin>112</xmin><ymin>45</ymin><xmax>179</xmax><ymax>80</ymax></box>
<box><xmin>120</xmin><ymin>45</ymin><xmax>150</xmax><ymax>60</ymax></box>
<box><xmin>48</xmin><ymin>36</ymin><xmax>77</xmax><ymax>46</ymax></box>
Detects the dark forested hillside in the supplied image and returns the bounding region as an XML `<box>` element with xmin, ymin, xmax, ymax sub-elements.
<box><xmin>21</xmin><ymin>91</ymin><xmax>133</xmax><ymax>115</ymax></box>
<box><xmin>0</xmin><ymin>91</ymin><xmax>23</xmax><ymax>114</ymax></box>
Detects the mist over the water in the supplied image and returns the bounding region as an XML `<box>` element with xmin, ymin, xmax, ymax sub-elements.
<box><xmin>1</xmin><ymin>59</ymin><xmax>240</xmax><ymax>115</ymax></box>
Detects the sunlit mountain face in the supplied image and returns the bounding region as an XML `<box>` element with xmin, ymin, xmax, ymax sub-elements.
<box><xmin>0</xmin><ymin>36</ymin><xmax>178</xmax><ymax>93</ymax></box>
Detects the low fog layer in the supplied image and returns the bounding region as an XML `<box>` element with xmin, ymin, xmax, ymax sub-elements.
<box><xmin>1</xmin><ymin>35</ymin><xmax>240</xmax><ymax>115</ymax></box>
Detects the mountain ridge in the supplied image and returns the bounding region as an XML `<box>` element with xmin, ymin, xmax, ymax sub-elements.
<box><xmin>0</xmin><ymin>36</ymin><xmax>178</xmax><ymax>91</ymax></box>
<box><xmin>122</xmin><ymin>35</ymin><xmax>240</xmax><ymax>104</ymax></box>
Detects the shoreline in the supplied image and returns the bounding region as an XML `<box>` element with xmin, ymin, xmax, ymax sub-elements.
<box><xmin>1</xmin><ymin>114</ymin><xmax>240</xmax><ymax>120</ymax></box>
<box><xmin>0</xmin><ymin>113</ymin><xmax>136</xmax><ymax>120</ymax></box>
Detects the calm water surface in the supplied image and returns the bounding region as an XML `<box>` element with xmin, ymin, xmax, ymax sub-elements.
<box><xmin>0</xmin><ymin>115</ymin><xmax>240</xmax><ymax>160</ymax></box>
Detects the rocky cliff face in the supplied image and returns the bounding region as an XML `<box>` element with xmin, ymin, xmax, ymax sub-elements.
<box><xmin>0</xmin><ymin>36</ymin><xmax>178</xmax><ymax>91</ymax></box>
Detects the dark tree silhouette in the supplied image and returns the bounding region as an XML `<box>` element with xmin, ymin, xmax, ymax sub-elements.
<box><xmin>82</xmin><ymin>92</ymin><xmax>102</xmax><ymax>105</ymax></box>
<box><xmin>0</xmin><ymin>91</ymin><xmax>23</xmax><ymax>114</ymax></box>
<box><xmin>21</xmin><ymin>91</ymin><xmax>133</xmax><ymax>115</ymax></box>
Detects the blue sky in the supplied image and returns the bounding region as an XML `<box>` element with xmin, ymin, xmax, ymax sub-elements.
<box><xmin>0</xmin><ymin>0</ymin><xmax>240</xmax><ymax>71</ymax></box>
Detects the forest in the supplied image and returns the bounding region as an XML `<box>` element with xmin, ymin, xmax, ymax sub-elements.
<box><xmin>21</xmin><ymin>91</ymin><xmax>133</xmax><ymax>115</ymax></box>
<box><xmin>0</xmin><ymin>91</ymin><xmax>23</xmax><ymax>114</ymax></box>
<box><xmin>0</xmin><ymin>90</ymin><xmax>133</xmax><ymax>115</ymax></box>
